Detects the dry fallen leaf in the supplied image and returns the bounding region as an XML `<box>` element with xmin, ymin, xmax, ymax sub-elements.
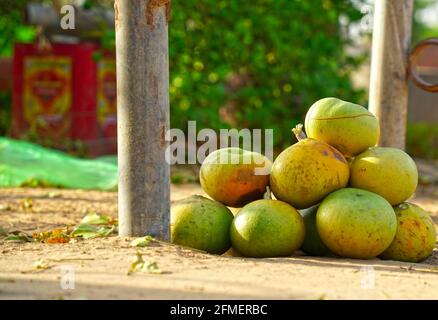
<box><xmin>45</xmin><ymin>192</ymin><xmax>62</xmax><ymax>199</ymax></box>
<box><xmin>0</xmin><ymin>204</ymin><xmax>11</xmax><ymax>211</ymax></box>
<box><xmin>21</xmin><ymin>259</ymin><xmax>53</xmax><ymax>274</ymax></box>
<box><xmin>19</xmin><ymin>198</ymin><xmax>33</xmax><ymax>211</ymax></box>
<box><xmin>33</xmin><ymin>228</ymin><xmax>70</xmax><ymax>244</ymax></box>
<box><xmin>127</xmin><ymin>251</ymin><xmax>162</xmax><ymax>275</ymax></box>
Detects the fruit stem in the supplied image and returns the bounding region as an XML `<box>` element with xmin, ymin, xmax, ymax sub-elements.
<box><xmin>263</xmin><ymin>186</ymin><xmax>272</xmax><ymax>200</ymax></box>
<box><xmin>292</xmin><ymin>124</ymin><xmax>307</xmax><ymax>141</ymax></box>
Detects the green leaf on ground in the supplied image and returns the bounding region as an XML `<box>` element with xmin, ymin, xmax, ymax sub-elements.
<box><xmin>130</xmin><ymin>235</ymin><xmax>154</xmax><ymax>247</ymax></box>
<box><xmin>5</xmin><ymin>234</ymin><xmax>32</xmax><ymax>242</ymax></box>
<box><xmin>70</xmin><ymin>224</ymin><xmax>115</xmax><ymax>239</ymax></box>
<box><xmin>80</xmin><ymin>212</ymin><xmax>111</xmax><ymax>225</ymax></box>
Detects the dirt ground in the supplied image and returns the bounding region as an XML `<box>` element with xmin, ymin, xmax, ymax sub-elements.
<box><xmin>0</xmin><ymin>181</ymin><xmax>438</xmax><ymax>300</ymax></box>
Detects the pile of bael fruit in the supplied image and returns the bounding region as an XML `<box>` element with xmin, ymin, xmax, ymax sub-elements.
<box><xmin>171</xmin><ymin>97</ymin><xmax>436</xmax><ymax>262</ymax></box>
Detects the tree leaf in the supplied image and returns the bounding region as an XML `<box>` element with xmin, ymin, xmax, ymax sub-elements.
<box><xmin>130</xmin><ymin>235</ymin><xmax>154</xmax><ymax>247</ymax></box>
<box><xmin>5</xmin><ymin>234</ymin><xmax>32</xmax><ymax>242</ymax></box>
<box><xmin>80</xmin><ymin>212</ymin><xmax>111</xmax><ymax>225</ymax></box>
<box><xmin>70</xmin><ymin>224</ymin><xmax>115</xmax><ymax>239</ymax></box>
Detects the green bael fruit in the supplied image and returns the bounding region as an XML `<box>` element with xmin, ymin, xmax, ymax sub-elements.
<box><xmin>316</xmin><ymin>188</ymin><xmax>397</xmax><ymax>259</ymax></box>
<box><xmin>380</xmin><ymin>202</ymin><xmax>436</xmax><ymax>263</ymax></box>
<box><xmin>300</xmin><ymin>205</ymin><xmax>333</xmax><ymax>257</ymax></box>
<box><xmin>350</xmin><ymin>147</ymin><xmax>418</xmax><ymax>205</ymax></box>
<box><xmin>171</xmin><ymin>195</ymin><xmax>234</xmax><ymax>254</ymax></box>
<box><xmin>305</xmin><ymin>97</ymin><xmax>379</xmax><ymax>157</ymax></box>
<box><xmin>270</xmin><ymin>138</ymin><xmax>349</xmax><ymax>209</ymax></box>
<box><xmin>200</xmin><ymin>148</ymin><xmax>272</xmax><ymax>208</ymax></box>
<box><xmin>230</xmin><ymin>199</ymin><xmax>305</xmax><ymax>258</ymax></box>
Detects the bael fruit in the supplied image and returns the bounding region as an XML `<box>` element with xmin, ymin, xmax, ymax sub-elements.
<box><xmin>270</xmin><ymin>125</ymin><xmax>350</xmax><ymax>209</ymax></box>
<box><xmin>316</xmin><ymin>188</ymin><xmax>397</xmax><ymax>259</ymax></box>
<box><xmin>380</xmin><ymin>202</ymin><xmax>436</xmax><ymax>263</ymax></box>
<box><xmin>300</xmin><ymin>205</ymin><xmax>333</xmax><ymax>256</ymax></box>
<box><xmin>230</xmin><ymin>199</ymin><xmax>305</xmax><ymax>258</ymax></box>
<box><xmin>305</xmin><ymin>97</ymin><xmax>379</xmax><ymax>157</ymax></box>
<box><xmin>171</xmin><ymin>195</ymin><xmax>234</xmax><ymax>254</ymax></box>
<box><xmin>350</xmin><ymin>147</ymin><xmax>418</xmax><ymax>205</ymax></box>
<box><xmin>200</xmin><ymin>148</ymin><xmax>272</xmax><ymax>207</ymax></box>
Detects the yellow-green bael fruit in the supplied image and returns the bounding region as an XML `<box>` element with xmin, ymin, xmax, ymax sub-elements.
<box><xmin>380</xmin><ymin>203</ymin><xmax>436</xmax><ymax>262</ymax></box>
<box><xmin>171</xmin><ymin>195</ymin><xmax>234</xmax><ymax>254</ymax></box>
<box><xmin>200</xmin><ymin>148</ymin><xmax>272</xmax><ymax>207</ymax></box>
<box><xmin>300</xmin><ymin>205</ymin><xmax>333</xmax><ymax>257</ymax></box>
<box><xmin>270</xmin><ymin>138</ymin><xmax>350</xmax><ymax>209</ymax></box>
<box><xmin>305</xmin><ymin>97</ymin><xmax>380</xmax><ymax>157</ymax></box>
<box><xmin>350</xmin><ymin>147</ymin><xmax>418</xmax><ymax>205</ymax></box>
<box><xmin>316</xmin><ymin>188</ymin><xmax>397</xmax><ymax>259</ymax></box>
<box><xmin>230</xmin><ymin>199</ymin><xmax>305</xmax><ymax>258</ymax></box>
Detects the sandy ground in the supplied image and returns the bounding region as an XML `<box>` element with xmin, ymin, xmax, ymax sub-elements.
<box><xmin>0</xmin><ymin>183</ymin><xmax>438</xmax><ymax>300</ymax></box>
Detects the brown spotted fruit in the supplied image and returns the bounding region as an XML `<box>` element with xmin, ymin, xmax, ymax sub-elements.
<box><xmin>380</xmin><ymin>202</ymin><xmax>436</xmax><ymax>262</ymax></box>
<box><xmin>270</xmin><ymin>125</ymin><xmax>350</xmax><ymax>209</ymax></box>
<box><xmin>200</xmin><ymin>148</ymin><xmax>272</xmax><ymax>207</ymax></box>
<box><xmin>350</xmin><ymin>147</ymin><xmax>418</xmax><ymax>205</ymax></box>
<box><xmin>305</xmin><ymin>97</ymin><xmax>379</xmax><ymax>157</ymax></box>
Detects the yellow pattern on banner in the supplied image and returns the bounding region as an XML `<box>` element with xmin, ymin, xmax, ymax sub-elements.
<box><xmin>97</xmin><ymin>58</ymin><xmax>117</xmax><ymax>125</ymax></box>
<box><xmin>23</xmin><ymin>56</ymin><xmax>72</xmax><ymax>134</ymax></box>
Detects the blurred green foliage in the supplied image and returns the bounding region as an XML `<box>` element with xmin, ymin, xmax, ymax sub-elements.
<box><xmin>0</xmin><ymin>0</ymin><xmax>368</xmax><ymax>149</ymax></box>
<box><xmin>0</xmin><ymin>0</ymin><xmax>437</xmax><ymax>152</ymax></box>
<box><xmin>413</xmin><ymin>0</ymin><xmax>438</xmax><ymax>43</ymax></box>
<box><xmin>169</xmin><ymin>0</ymin><xmax>367</xmax><ymax>148</ymax></box>
<box><xmin>0</xmin><ymin>0</ymin><xmax>40</xmax><ymax>56</ymax></box>
<box><xmin>406</xmin><ymin>123</ymin><xmax>438</xmax><ymax>159</ymax></box>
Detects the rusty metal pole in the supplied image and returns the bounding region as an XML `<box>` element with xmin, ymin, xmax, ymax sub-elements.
<box><xmin>115</xmin><ymin>0</ymin><xmax>170</xmax><ymax>239</ymax></box>
<box><xmin>369</xmin><ymin>0</ymin><xmax>414</xmax><ymax>149</ymax></box>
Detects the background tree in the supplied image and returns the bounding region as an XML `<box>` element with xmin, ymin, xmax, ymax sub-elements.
<box><xmin>0</xmin><ymin>0</ymin><xmax>437</xmax><ymax>149</ymax></box>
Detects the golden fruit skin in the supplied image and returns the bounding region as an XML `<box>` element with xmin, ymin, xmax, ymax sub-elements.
<box><xmin>316</xmin><ymin>188</ymin><xmax>397</xmax><ymax>259</ymax></box>
<box><xmin>305</xmin><ymin>97</ymin><xmax>379</xmax><ymax>157</ymax></box>
<box><xmin>200</xmin><ymin>148</ymin><xmax>272</xmax><ymax>207</ymax></box>
<box><xmin>270</xmin><ymin>138</ymin><xmax>349</xmax><ymax>209</ymax></box>
<box><xmin>350</xmin><ymin>147</ymin><xmax>418</xmax><ymax>205</ymax></box>
<box><xmin>380</xmin><ymin>203</ymin><xmax>436</xmax><ymax>262</ymax></box>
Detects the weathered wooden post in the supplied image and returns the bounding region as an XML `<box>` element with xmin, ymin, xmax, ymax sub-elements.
<box><xmin>369</xmin><ymin>0</ymin><xmax>414</xmax><ymax>149</ymax></box>
<box><xmin>115</xmin><ymin>0</ymin><xmax>170</xmax><ymax>239</ymax></box>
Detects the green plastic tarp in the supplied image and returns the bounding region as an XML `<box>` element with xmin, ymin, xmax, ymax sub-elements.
<box><xmin>0</xmin><ymin>137</ymin><xmax>118</xmax><ymax>190</ymax></box>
